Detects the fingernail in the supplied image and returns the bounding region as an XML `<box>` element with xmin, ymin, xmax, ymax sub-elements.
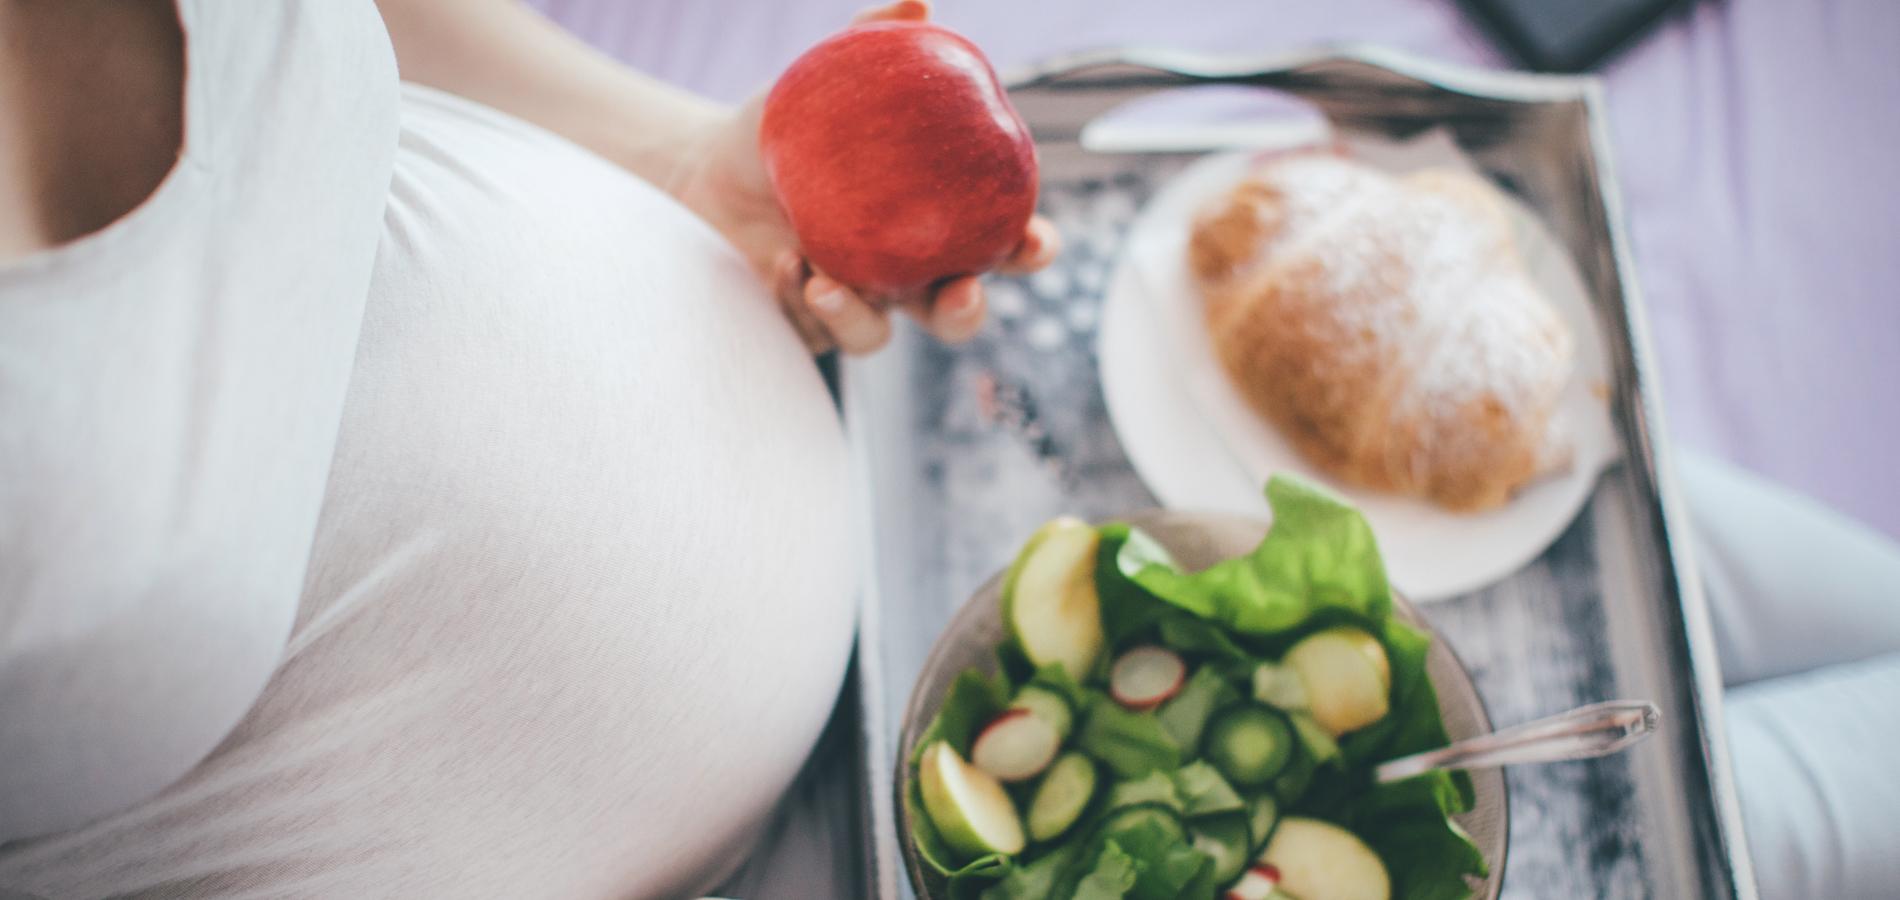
<box><xmin>811</xmin><ymin>289</ymin><xmax>847</xmax><ymax>313</ymax></box>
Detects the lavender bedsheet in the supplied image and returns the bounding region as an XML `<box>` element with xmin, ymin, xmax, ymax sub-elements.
<box><xmin>530</xmin><ymin>0</ymin><xmax>1900</xmax><ymax>539</ymax></box>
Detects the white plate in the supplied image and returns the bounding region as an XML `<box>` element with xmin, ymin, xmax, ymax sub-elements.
<box><xmin>1098</xmin><ymin>138</ymin><xmax>1620</xmax><ymax>600</ymax></box>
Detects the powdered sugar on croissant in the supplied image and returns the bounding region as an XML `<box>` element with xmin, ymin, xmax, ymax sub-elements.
<box><xmin>1189</xmin><ymin>154</ymin><xmax>1574</xmax><ymax>511</ymax></box>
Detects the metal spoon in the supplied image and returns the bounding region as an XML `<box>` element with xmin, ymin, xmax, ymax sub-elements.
<box><xmin>1375</xmin><ymin>699</ymin><xmax>1661</xmax><ymax>784</ymax></box>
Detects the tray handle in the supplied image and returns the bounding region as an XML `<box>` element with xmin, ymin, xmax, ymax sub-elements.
<box><xmin>1002</xmin><ymin>45</ymin><xmax>1593</xmax><ymax>151</ymax></box>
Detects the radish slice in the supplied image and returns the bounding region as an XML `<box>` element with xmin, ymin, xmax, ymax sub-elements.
<box><xmin>1225</xmin><ymin>863</ymin><xmax>1281</xmax><ymax>900</ymax></box>
<box><xmin>970</xmin><ymin>708</ymin><xmax>1062</xmax><ymax>782</ymax></box>
<box><xmin>1110</xmin><ymin>645</ymin><xmax>1187</xmax><ymax>710</ymax></box>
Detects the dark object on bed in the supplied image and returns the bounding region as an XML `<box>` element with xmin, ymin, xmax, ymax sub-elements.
<box><xmin>1463</xmin><ymin>0</ymin><xmax>1687</xmax><ymax>71</ymax></box>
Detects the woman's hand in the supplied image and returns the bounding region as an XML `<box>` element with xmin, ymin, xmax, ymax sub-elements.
<box><xmin>375</xmin><ymin>0</ymin><xmax>1049</xmax><ymax>353</ymax></box>
<box><xmin>666</xmin><ymin>0</ymin><xmax>1060</xmax><ymax>355</ymax></box>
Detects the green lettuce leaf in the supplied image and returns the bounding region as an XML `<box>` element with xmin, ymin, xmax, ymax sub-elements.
<box><xmin>1068</xmin><ymin>839</ymin><xmax>1140</xmax><ymax>900</ymax></box>
<box><xmin>1155</xmin><ymin>666</ymin><xmax>1240</xmax><ymax>752</ymax></box>
<box><xmin>1340</xmin><ymin>620</ymin><xmax>1465</xmax><ymax>784</ymax></box>
<box><xmin>1112</xmin><ymin>477</ymin><xmax>1392</xmax><ymax>636</ymax></box>
<box><xmin>1271</xmin><ymin>748</ymin><xmax>1319</xmax><ymax>806</ymax></box>
<box><xmin>1095</xmin><ymin>524</ymin><xmax>1176</xmax><ymax>648</ymax></box>
<box><xmin>1287</xmin><ymin>618</ymin><xmax>1484</xmax><ymax>899</ymax></box>
<box><xmin>1340</xmin><ymin>770</ymin><xmax>1488</xmax><ymax>900</ymax></box>
<box><xmin>1105</xmin><ymin>770</ymin><xmax>1182</xmax><ymax>812</ymax></box>
<box><xmin>979</xmin><ymin>844</ymin><xmax>1082</xmax><ymax>900</ymax></box>
<box><xmin>1075</xmin><ymin>692</ymin><xmax>1182</xmax><ymax>778</ymax></box>
<box><xmin>1155</xmin><ymin>611</ymin><xmax>1257</xmax><ymax>664</ymax></box>
<box><xmin>904</xmin><ymin>778</ymin><xmax>963</xmax><ymax>876</ymax></box>
<box><xmin>906</xmin><ymin>667</ymin><xmax>1016</xmax><ymax>885</ymax></box>
<box><xmin>1288</xmin><ymin>710</ymin><xmax>1344</xmax><ymax>767</ymax></box>
<box><xmin>995</xmin><ymin>640</ymin><xmax>1037</xmax><ymax>691</ymax></box>
<box><xmin>1102</xmin><ymin>816</ymin><xmax>1212</xmax><ymax>900</ymax></box>
<box><xmin>1172</xmin><ymin>761</ymin><xmax>1246</xmax><ymax>818</ymax></box>
<box><xmin>947</xmin><ymin>855</ymin><xmax>1017</xmax><ymax>900</ymax></box>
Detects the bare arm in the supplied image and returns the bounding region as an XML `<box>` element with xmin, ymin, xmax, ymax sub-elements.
<box><xmin>373</xmin><ymin>0</ymin><xmax>723</xmax><ymax>198</ymax></box>
<box><xmin>371</xmin><ymin>0</ymin><xmax>1059</xmax><ymax>355</ymax></box>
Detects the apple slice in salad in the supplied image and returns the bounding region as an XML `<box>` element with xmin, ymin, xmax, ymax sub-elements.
<box><xmin>918</xmin><ymin>741</ymin><xmax>1025</xmax><ymax>859</ymax></box>
<box><xmin>1284</xmin><ymin>627</ymin><xmax>1393</xmax><ymax>737</ymax></box>
<box><xmin>1001</xmin><ymin>517</ymin><xmax>1106</xmax><ymax>682</ymax></box>
<box><xmin>1260</xmin><ymin>817</ymin><xmax>1392</xmax><ymax>900</ymax></box>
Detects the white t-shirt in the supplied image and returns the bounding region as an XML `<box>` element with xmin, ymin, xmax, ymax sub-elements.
<box><xmin>0</xmin><ymin>0</ymin><xmax>401</xmax><ymax>840</ymax></box>
<box><xmin>0</xmin><ymin>4</ymin><xmax>855</xmax><ymax>896</ymax></box>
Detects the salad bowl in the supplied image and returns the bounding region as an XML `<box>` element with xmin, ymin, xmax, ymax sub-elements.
<box><xmin>896</xmin><ymin>507</ymin><xmax>1508</xmax><ymax>900</ymax></box>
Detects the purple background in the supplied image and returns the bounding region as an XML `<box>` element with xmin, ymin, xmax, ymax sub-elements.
<box><xmin>530</xmin><ymin>0</ymin><xmax>1900</xmax><ymax>539</ymax></box>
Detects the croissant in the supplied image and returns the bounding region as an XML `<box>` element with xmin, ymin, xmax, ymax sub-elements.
<box><xmin>1188</xmin><ymin>154</ymin><xmax>1574</xmax><ymax>511</ymax></box>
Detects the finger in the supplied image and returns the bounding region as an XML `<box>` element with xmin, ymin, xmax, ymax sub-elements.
<box><xmin>773</xmin><ymin>251</ymin><xmax>835</xmax><ymax>353</ymax></box>
<box><xmin>998</xmin><ymin>215</ymin><xmax>1061</xmax><ymax>275</ymax></box>
<box><xmin>805</xmin><ymin>273</ymin><xmax>893</xmax><ymax>355</ymax></box>
<box><xmin>851</xmin><ymin>0</ymin><xmax>930</xmax><ymax>25</ymax></box>
<box><xmin>773</xmin><ymin>248</ymin><xmax>804</xmax><ymax>299</ymax></box>
<box><xmin>921</xmin><ymin>276</ymin><xmax>987</xmax><ymax>344</ymax></box>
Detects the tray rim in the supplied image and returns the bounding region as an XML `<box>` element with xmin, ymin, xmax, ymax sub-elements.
<box><xmin>999</xmin><ymin>42</ymin><xmax>1595</xmax><ymax>102</ymax></box>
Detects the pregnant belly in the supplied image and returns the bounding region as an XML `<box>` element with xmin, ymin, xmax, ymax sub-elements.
<box><xmin>250</xmin><ymin>87</ymin><xmax>854</xmax><ymax>897</ymax></box>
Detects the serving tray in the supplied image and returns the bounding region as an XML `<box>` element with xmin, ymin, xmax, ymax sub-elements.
<box><xmin>841</xmin><ymin>46</ymin><xmax>1756</xmax><ymax>900</ymax></box>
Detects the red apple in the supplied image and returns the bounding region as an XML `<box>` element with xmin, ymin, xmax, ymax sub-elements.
<box><xmin>759</xmin><ymin>21</ymin><xmax>1038</xmax><ymax>294</ymax></box>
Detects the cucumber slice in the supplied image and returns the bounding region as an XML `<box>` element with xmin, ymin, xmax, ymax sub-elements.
<box><xmin>1011</xmin><ymin>684</ymin><xmax>1075</xmax><ymax>737</ymax></box>
<box><xmin>1157</xmin><ymin>666</ymin><xmax>1239</xmax><ymax>751</ymax></box>
<box><xmin>917</xmin><ymin>741</ymin><xmax>1025</xmax><ymax>860</ymax></box>
<box><xmin>1246</xmin><ymin>794</ymin><xmax>1281</xmax><ymax>852</ymax></box>
<box><xmin>1001</xmin><ymin>519</ymin><xmax>1106</xmax><ymax>682</ymax></box>
<box><xmin>1190</xmin><ymin>813</ymin><xmax>1252</xmax><ymax>884</ymax></box>
<box><xmin>1203</xmin><ymin>705</ymin><xmax>1294</xmax><ymax>788</ymax></box>
<box><xmin>1259</xmin><ymin>817</ymin><xmax>1391</xmax><ymax>900</ymax></box>
<box><xmin>1026</xmin><ymin>752</ymin><xmax>1098</xmax><ymax>842</ymax></box>
<box><xmin>1283</xmin><ymin>628</ymin><xmax>1391</xmax><ymax>736</ymax></box>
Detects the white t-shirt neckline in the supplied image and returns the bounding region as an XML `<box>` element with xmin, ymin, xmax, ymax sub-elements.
<box><xmin>0</xmin><ymin>0</ymin><xmax>211</xmax><ymax>288</ymax></box>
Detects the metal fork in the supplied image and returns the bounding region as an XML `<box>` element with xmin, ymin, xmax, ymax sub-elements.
<box><xmin>1376</xmin><ymin>700</ymin><xmax>1662</xmax><ymax>784</ymax></box>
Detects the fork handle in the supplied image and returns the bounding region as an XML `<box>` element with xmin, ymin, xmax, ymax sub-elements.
<box><xmin>1374</xmin><ymin>700</ymin><xmax>1661</xmax><ymax>784</ymax></box>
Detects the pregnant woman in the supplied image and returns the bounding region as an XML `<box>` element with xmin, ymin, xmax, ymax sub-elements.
<box><xmin>0</xmin><ymin>0</ymin><xmax>1052</xmax><ymax>896</ymax></box>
